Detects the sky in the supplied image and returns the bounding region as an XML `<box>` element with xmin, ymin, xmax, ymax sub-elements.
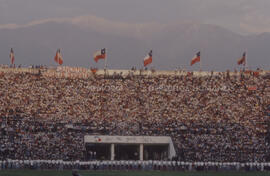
<box><xmin>1</xmin><ymin>0</ymin><xmax>270</xmax><ymax>35</ymax></box>
<box><xmin>0</xmin><ymin>0</ymin><xmax>269</xmax><ymax>70</ymax></box>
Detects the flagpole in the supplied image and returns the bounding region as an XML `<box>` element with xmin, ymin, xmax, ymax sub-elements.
<box><xmin>199</xmin><ymin>51</ymin><xmax>202</xmax><ymax>72</ymax></box>
<box><xmin>54</xmin><ymin>49</ymin><xmax>57</xmax><ymax>69</ymax></box>
<box><xmin>104</xmin><ymin>48</ymin><xmax>107</xmax><ymax>75</ymax></box>
<box><xmin>245</xmin><ymin>50</ymin><xmax>248</xmax><ymax>70</ymax></box>
<box><xmin>200</xmin><ymin>58</ymin><xmax>202</xmax><ymax>72</ymax></box>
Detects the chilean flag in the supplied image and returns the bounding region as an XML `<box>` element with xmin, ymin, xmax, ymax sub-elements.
<box><xmin>190</xmin><ymin>51</ymin><xmax>200</xmax><ymax>66</ymax></box>
<box><xmin>237</xmin><ymin>52</ymin><xmax>246</xmax><ymax>65</ymax></box>
<box><xmin>94</xmin><ymin>48</ymin><xmax>106</xmax><ymax>63</ymax></box>
<box><xmin>54</xmin><ymin>49</ymin><xmax>63</xmax><ymax>65</ymax></box>
<box><xmin>10</xmin><ymin>48</ymin><xmax>15</xmax><ymax>65</ymax></box>
<box><xmin>144</xmin><ymin>50</ymin><xmax>152</xmax><ymax>67</ymax></box>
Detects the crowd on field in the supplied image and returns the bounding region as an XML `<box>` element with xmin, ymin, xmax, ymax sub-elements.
<box><xmin>0</xmin><ymin>69</ymin><xmax>270</xmax><ymax>162</ymax></box>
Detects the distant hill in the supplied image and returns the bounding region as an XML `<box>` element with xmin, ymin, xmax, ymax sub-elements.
<box><xmin>0</xmin><ymin>16</ymin><xmax>269</xmax><ymax>71</ymax></box>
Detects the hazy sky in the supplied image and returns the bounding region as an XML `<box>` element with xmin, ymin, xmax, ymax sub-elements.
<box><xmin>1</xmin><ymin>0</ymin><xmax>270</xmax><ymax>35</ymax></box>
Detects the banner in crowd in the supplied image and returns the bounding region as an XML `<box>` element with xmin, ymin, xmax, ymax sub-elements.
<box><xmin>43</xmin><ymin>66</ymin><xmax>96</xmax><ymax>79</ymax></box>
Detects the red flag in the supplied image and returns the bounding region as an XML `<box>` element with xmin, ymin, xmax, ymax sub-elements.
<box><xmin>54</xmin><ymin>49</ymin><xmax>63</xmax><ymax>65</ymax></box>
<box><xmin>10</xmin><ymin>48</ymin><xmax>15</xmax><ymax>65</ymax></box>
<box><xmin>237</xmin><ymin>52</ymin><xmax>246</xmax><ymax>65</ymax></box>
<box><xmin>144</xmin><ymin>50</ymin><xmax>152</xmax><ymax>67</ymax></box>
<box><xmin>244</xmin><ymin>70</ymin><xmax>252</xmax><ymax>74</ymax></box>
<box><xmin>248</xmin><ymin>86</ymin><xmax>257</xmax><ymax>91</ymax></box>
<box><xmin>91</xmin><ymin>68</ymin><xmax>98</xmax><ymax>74</ymax></box>
<box><xmin>94</xmin><ymin>48</ymin><xmax>106</xmax><ymax>63</ymax></box>
<box><xmin>253</xmin><ymin>71</ymin><xmax>260</xmax><ymax>77</ymax></box>
<box><xmin>187</xmin><ymin>72</ymin><xmax>193</xmax><ymax>76</ymax></box>
<box><xmin>190</xmin><ymin>51</ymin><xmax>200</xmax><ymax>66</ymax></box>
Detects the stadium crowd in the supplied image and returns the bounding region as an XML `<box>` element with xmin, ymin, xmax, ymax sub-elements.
<box><xmin>0</xmin><ymin>68</ymin><xmax>270</xmax><ymax>163</ymax></box>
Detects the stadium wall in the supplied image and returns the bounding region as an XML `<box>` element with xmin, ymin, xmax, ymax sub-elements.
<box><xmin>84</xmin><ymin>135</ymin><xmax>176</xmax><ymax>160</ymax></box>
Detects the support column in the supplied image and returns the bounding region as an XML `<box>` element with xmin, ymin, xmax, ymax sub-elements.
<box><xmin>111</xmin><ymin>144</ymin><xmax>115</xmax><ymax>160</ymax></box>
<box><xmin>140</xmin><ymin>144</ymin><xmax>143</xmax><ymax>161</ymax></box>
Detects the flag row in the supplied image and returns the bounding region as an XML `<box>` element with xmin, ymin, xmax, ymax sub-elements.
<box><xmin>8</xmin><ymin>48</ymin><xmax>247</xmax><ymax>67</ymax></box>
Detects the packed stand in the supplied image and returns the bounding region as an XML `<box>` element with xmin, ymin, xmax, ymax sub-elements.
<box><xmin>0</xmin><ymin>69</ymin><xmax>270</xmax><ymax>162</ymax></box>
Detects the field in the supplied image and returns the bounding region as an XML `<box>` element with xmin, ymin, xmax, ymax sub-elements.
<box><xmin>1</xmin><ymin>170</ymin><xmax>270</xmax><ymax>176</ymax></box>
